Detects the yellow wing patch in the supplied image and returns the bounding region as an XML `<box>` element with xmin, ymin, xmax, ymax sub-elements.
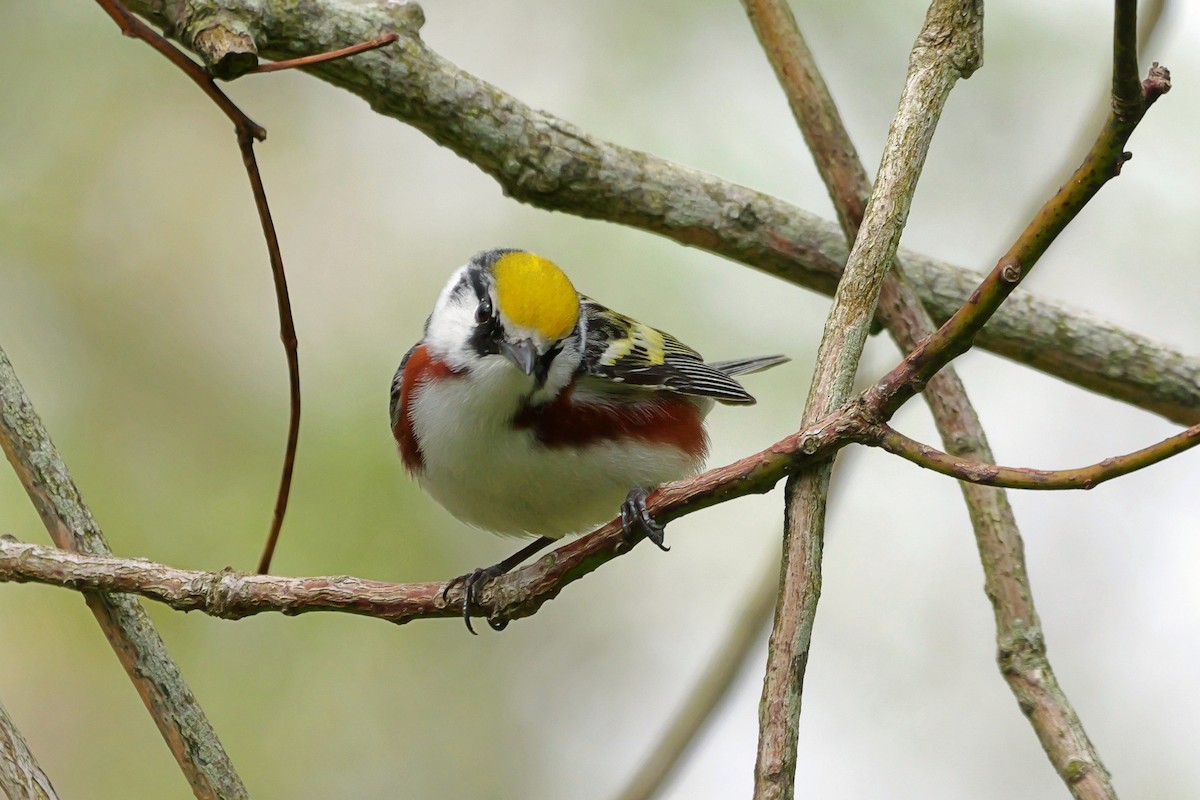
<box><xmin>492</xmin><ymin>252</ymin><xmax>581</xmax><ymax>341</ymax></box>
<box><xmin>602</xmin><ymin>319</ymin><xmax>668</xmax><ymax>366</ymax></box>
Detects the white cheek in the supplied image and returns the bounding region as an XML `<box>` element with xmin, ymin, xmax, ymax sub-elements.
<box><xmin>424</xmin><ymin>298</ymin><xmax>482</xmax><ymax>371</ymax></box>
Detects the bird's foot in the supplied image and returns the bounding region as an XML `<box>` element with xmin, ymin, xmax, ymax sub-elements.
<box><xmin>621</xmin><ymin>487</ymin><xmax>668</xmax><ymax>552</ymax></box>
<box><xmin>442</xmin><ymin>565</ymin><xmax>509</xmax><ymax>634</ymax></box>
<box><xmin>441</xmin><ymin>536</ymin><xmax>556</xmax><ymax>634</ymax></box>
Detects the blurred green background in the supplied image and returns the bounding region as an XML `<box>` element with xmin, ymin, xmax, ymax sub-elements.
<box><xmin>1</xmin><ymin>0</ymin><xmax>1198</xmax><ymax>798</ymax></box>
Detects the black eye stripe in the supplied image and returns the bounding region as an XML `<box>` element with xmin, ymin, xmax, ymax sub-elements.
<box><xmin>468</xmin><ymin>309</ymin><xmax>502</xmax><ymax>357</ymax></box>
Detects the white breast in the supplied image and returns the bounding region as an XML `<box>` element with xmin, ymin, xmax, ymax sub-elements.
<box><xmin>408</xmin><ymin>361</ymin><xmax>704</xmax><ymax>539</ymax></box>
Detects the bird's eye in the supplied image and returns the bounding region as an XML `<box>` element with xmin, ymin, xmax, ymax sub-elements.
<box><xmin>474</xmin><ymin>301</ymin><xmax>491</xmax><ymax>325</ymax></box>
<box><xmin>489</xmin><ymin>324</ymin><xmax>503</xmax><ymax>342</ymax></box>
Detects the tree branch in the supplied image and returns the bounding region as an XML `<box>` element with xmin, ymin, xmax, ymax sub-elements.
<box><xmin>752</xmin><ymin>2</ymin><xmax>983</xmax><ymax>797</ymax></box>
<box><xmin>1</xmin><ymin>395</ymin><xmax>1191</xmax><ymax>629</ymax></box>
<box><xmin>737</xmin><ymin>0</ymin><xmax>1129</xmax><ymax>795</ymax></box>
<box><xmin>863</xmin><ymin>3</ymin><xmax>1165</xmax><ymax>796</ymax></box>
<box><xmin>0</xmin><ymin>698</ymin><xmax>57</xmax><ymax>800</ymax></box>
<box><xmin>0</xmin><ymin>345</ymin><xmax>248</xmax><ymax>800</ymax></box>
<box><xmin>112</xmin><ymin>0</ymin><xmax>1200</xmax><ymax>428</ymax></box>
<box><xmin>868</xmin><ymin>57</ymin><xmax>1171</xmax><ymax>418</ymax></box>
<box><xmin>0</xmin><ymin>416</ymin><xmax>856</xmax><ymax>629</ymax></box>
<box><xmin>7</xmin><ymin>0</ymin><xmax>1174</xmax><ymax>644</ymax></box>
<box><xmin>0</xmin><ymin>537</ymin><xmax>445</xmax><ymax>623</ymax></box>
<box><xmin>873</xmin><ymin>422</ymin><xmax>1200</xmax><ymax>490</ymax></box>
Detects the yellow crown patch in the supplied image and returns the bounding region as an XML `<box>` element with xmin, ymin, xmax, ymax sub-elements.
<box><xmin>492</xmin><ymin>252</ymin><xmax>581</xmax><ymax>341</ymax></box>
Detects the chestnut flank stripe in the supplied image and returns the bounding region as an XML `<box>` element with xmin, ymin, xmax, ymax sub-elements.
<box><xmin>514</xmin><ymin>386</ymin><xmax>707</xmax><ymax>458</ymax></box>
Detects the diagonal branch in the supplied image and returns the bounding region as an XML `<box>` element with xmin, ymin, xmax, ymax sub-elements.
<box><xmin>868</xmin><ymin>57</ymin><xmax>1171</xmax><ymax>419</ymax></box>
<box><xmin>616</xmin><ymin>567</ymin><xmax>776</xmax><ymax>800</ymax></box>
<box><xmin>0</xmin><ymin>396</ymin><xmax>855</xmax><ymax>629</ymax></box>
<box><xmin>746</xmin><ymin>1</ymin><xmax>1163</xmax><ymax>797</ymax></box>
<box><xmin>0</xmin><ymin>698</ymin><xmax>57</xmax><ymax>800</ymax></box>
<box><xmin>1</xmin><ymin>376</ymin><xmax>1191</xmax><ymax>630</ymax></box>
<box><xmin>0</xmin><ymin>344</ymin><xmax>247</xmax><ymax>799</ymax></box>
<box><xmin>753</xmin><ymin>3</ymin><xmax>983</xmax><ymax>797</ymax></box>
<box><xmin>115</xmin><ymin>0</ymin><xmax>1200</xmax><ymax>428</ymax></box>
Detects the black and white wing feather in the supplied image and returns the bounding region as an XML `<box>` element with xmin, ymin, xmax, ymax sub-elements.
<box><xmin>579</xmin><ymin>298</ymin><xmax>787</xmax><ymax>405</ymax></box>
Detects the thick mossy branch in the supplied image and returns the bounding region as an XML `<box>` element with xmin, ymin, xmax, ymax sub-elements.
<box><xmin>113</xmin><ymin>0</ymin><xmax>1200</xmax><ymax>427</ymax></box>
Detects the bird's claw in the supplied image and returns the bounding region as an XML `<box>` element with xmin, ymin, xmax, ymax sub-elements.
<box><xmin>442</xmin><ymin>565</ymin><xmax>505</xmax><ymax>635</ymax></box>
<box><xmin>621</xmin><ymin>487</ymin><xmax>668</xmax><ymax>551</ymax></box>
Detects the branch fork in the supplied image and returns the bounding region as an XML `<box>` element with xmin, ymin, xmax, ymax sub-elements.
<box><xmin>0</xmin><ymin>2</ymin><xmax>1187</xmax><ymax>799</ymax></box>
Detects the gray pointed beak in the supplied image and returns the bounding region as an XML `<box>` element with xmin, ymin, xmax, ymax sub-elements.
<box><xmin>500</xmin><ymin>338</ymin><xmax>538</xmax><ymax>376</ymax></box>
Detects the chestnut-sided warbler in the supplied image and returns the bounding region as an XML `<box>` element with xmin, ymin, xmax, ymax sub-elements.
<box><xmin>391</xmin><ymin>249</ymin><xmax>786</xmax><ymax>631</ymax></box>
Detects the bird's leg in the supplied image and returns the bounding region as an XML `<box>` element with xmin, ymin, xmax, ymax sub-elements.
<box><xmin>621</xmin><ymin>487</ymin><xmax>668</xmax><ymax>552</ymax></box>
<box><xmin>442</xmin><ymin>536</ymin><xmax>555</xmax><ymax>634</ymax></box>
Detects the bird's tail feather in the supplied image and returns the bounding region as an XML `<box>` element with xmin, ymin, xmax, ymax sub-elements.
<box><xmin>708</xmin><ymin>355</ymin><xmax>790</xmax><ymax>377</ymax></box>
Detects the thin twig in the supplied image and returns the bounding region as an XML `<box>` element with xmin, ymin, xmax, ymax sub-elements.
<box><xmin>1007</xmin><ymin>0</ymin><xmax>1167</xmax><ymax>235</ymax></box>
<box><xmin>0</xmin><ymin>346</ymin><xmax>248</xmax><ymax>799</ymax></box>
<box><xmin>116</xmin><ymin>0</ymin><xmax>1200</xmax><ymax>428</ymax></box>
<box><xmin>247</xmin><ymin>32</ymin><xmax>399</xmax><ymax>74</ymax></box>
<box><xmin>0</xmin><ymin>698</ymin><xmax>58</xmax><ymax>800</ymax></box>
<box><xmin>244</xmin><ymin>34</ymin><xmax>400</xmax><ymax>573</ymax></box>
<box><xmin>97</xmin><ymin>0</ymin><xmax>399</xmax><ymax>575</ymax></box>
<box><xmin>92</xmin><ymin>0</ymin><xmax>265</xmax><ymax>139</ymax></box>
<box><xmin>1112</xmin><ymin>0</ymin><xmax>1143</xmax><ymax>114</ymax></box>
<box><xmin>92</xmin><ymin>0</ymin><xmax>301</xmax><ymax>575</ymax></box>
<box><xmin>873</xmin><ymin>422</ymin><xmax>1200</xmax><ymax>490</ymax></box>
<box><xmin>244</xmin><ymin>126</ymin><xmax>301</xmax><ymax>576</ymax></box>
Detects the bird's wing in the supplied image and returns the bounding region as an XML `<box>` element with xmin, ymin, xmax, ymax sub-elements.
<box><xmin>579</xmin><ymin>298</ymin><xmax>768</xmax><ymax>405</ymax></box>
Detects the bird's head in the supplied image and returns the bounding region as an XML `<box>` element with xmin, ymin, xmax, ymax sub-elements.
<box><xmin>424</xmin><ymin>249</ymin><xmax>584</xmax><ymax>397</ymax></box>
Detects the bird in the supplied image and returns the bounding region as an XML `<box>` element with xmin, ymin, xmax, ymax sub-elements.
<box><xmin>390</xmin><ymin>248</ymin><xmax>786</xmax><ymax>632</ymax></box>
